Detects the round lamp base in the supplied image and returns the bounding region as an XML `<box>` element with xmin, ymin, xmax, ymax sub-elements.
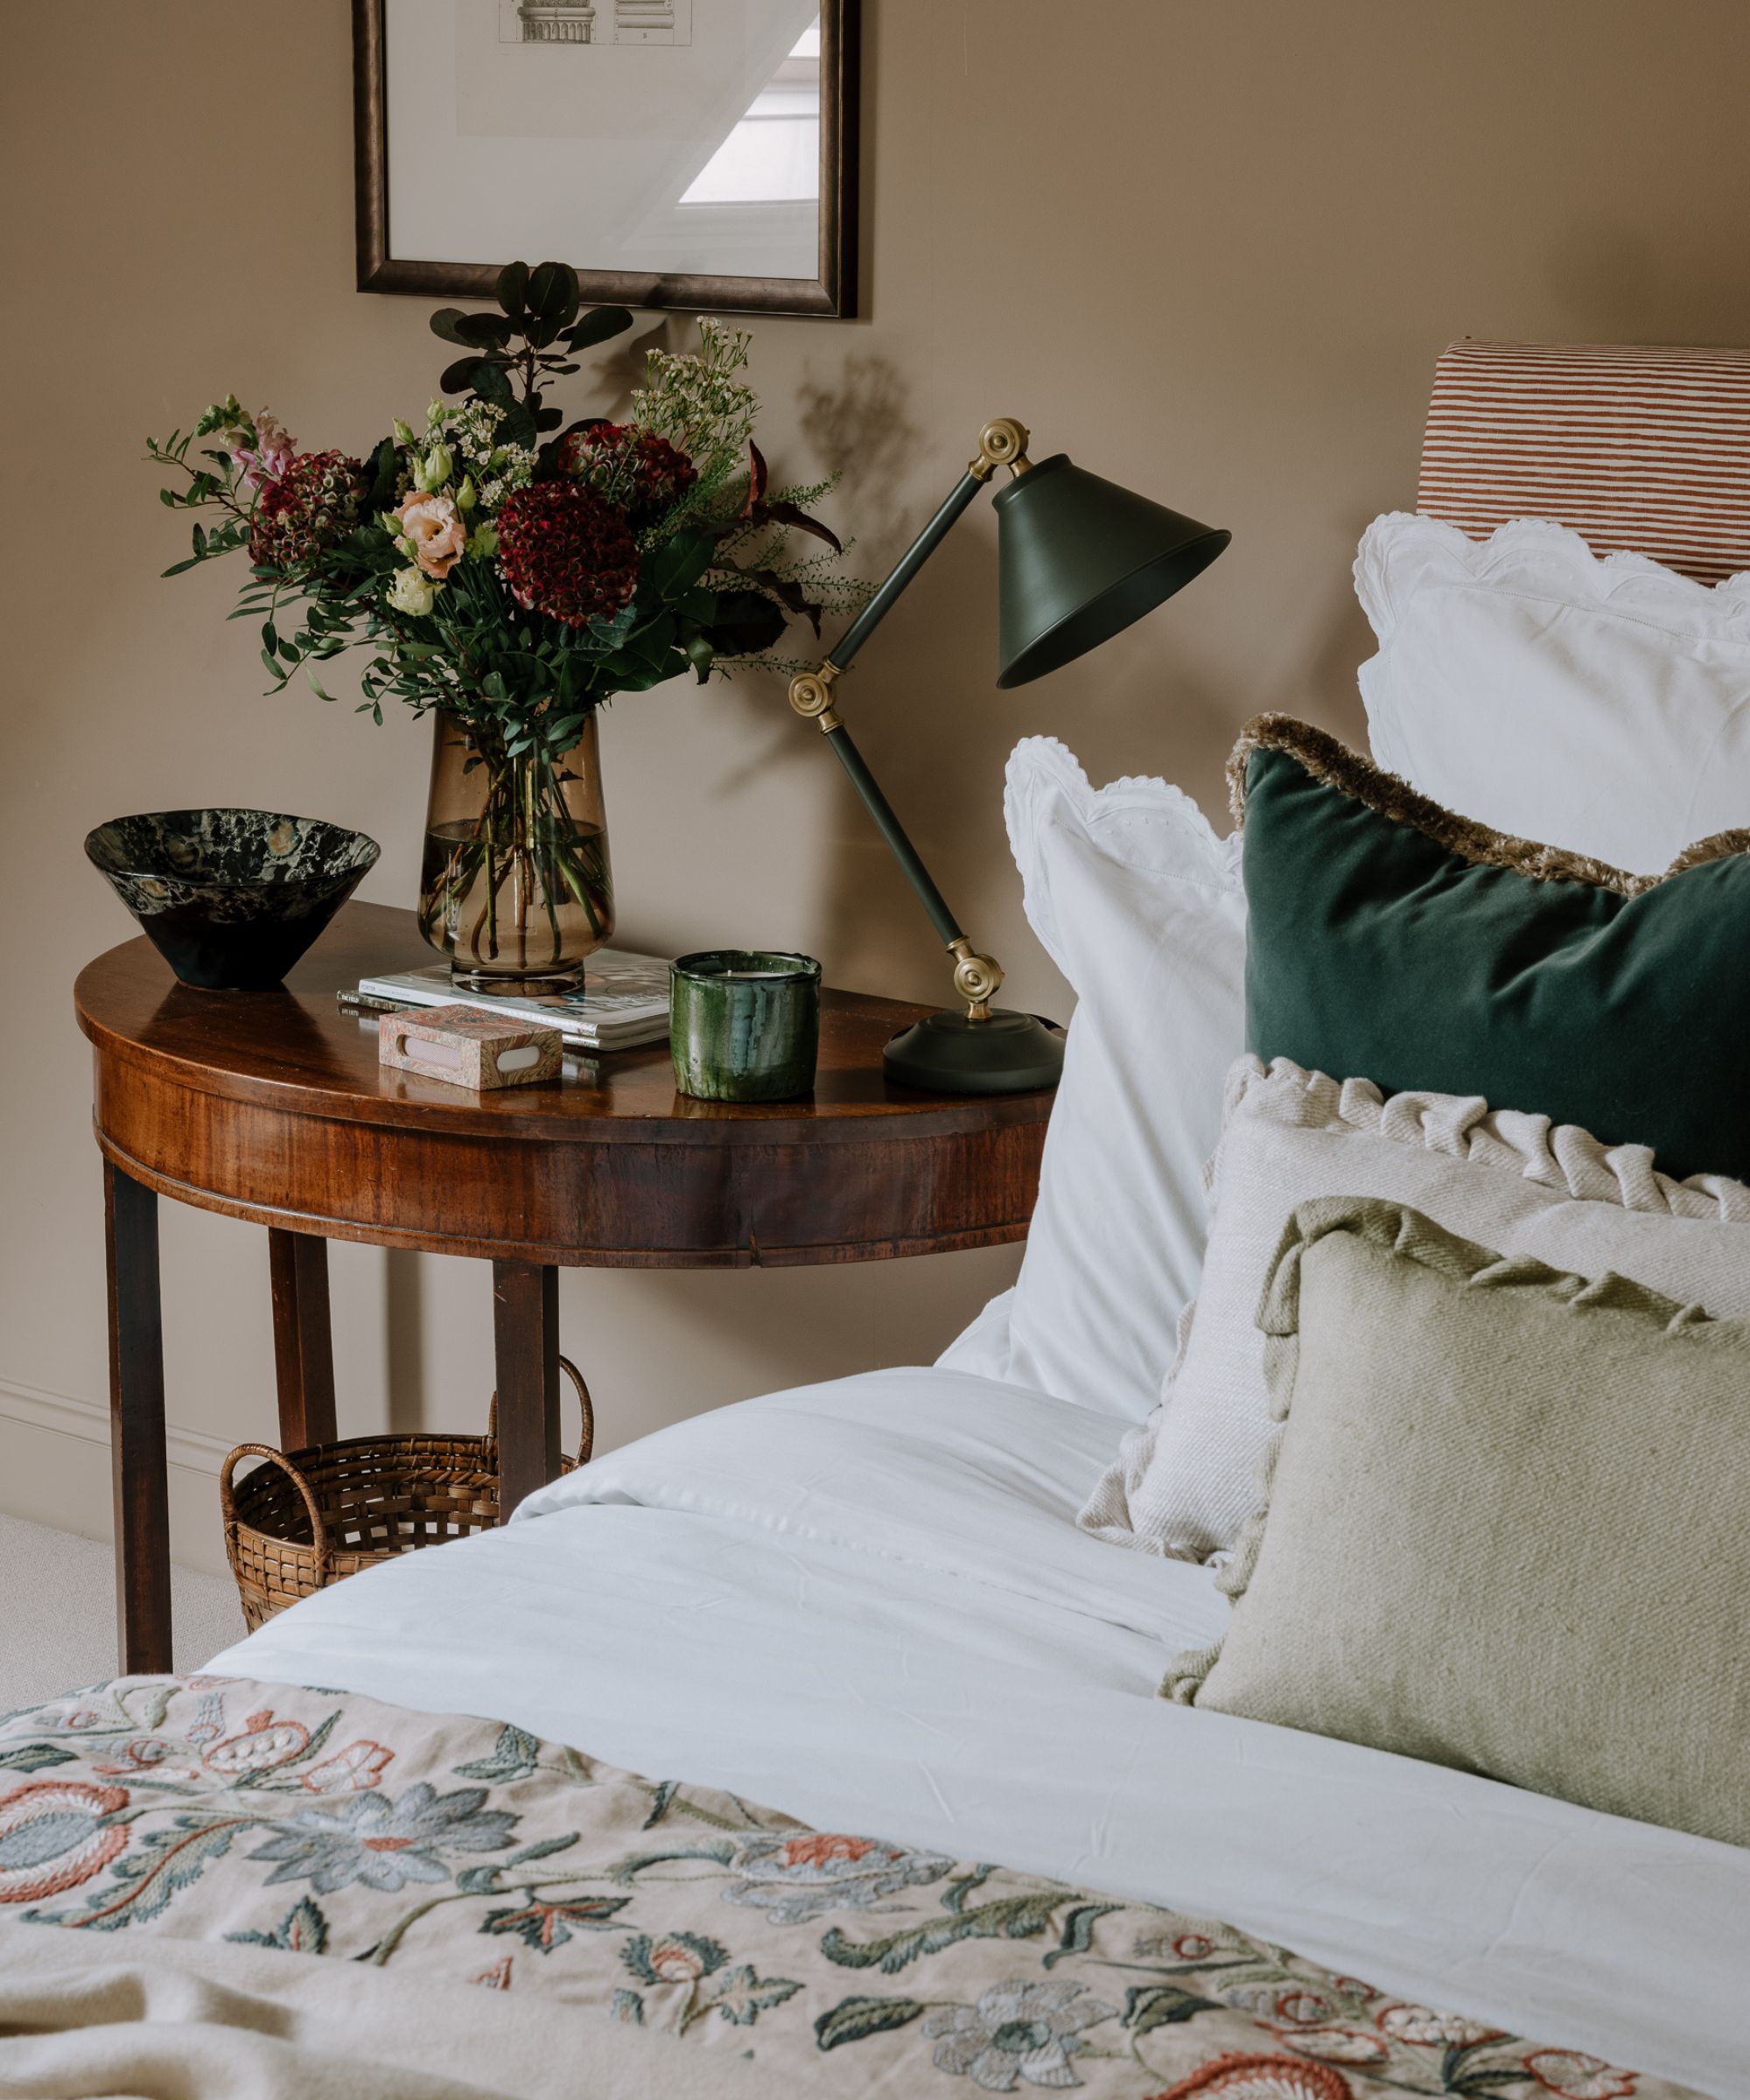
<box><xmin>883</xmin><ymin>1007</ymin><xmax>1064</xmax><ymax>1096</ymax></box>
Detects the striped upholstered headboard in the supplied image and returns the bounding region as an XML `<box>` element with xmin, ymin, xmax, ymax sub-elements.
<box><xmin>1417</xmin><ymin>339</ymin><xmax>1750</xmax><ymax>584</ymax></box>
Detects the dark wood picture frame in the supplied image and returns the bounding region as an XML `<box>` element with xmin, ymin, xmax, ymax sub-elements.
<box><xmin>353</xmin><ymin>0</ymin><xmax>858</xmax><ymax>318</ymax></box>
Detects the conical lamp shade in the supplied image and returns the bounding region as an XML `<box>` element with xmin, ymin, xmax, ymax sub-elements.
<box><xmin>992</xmin><ymin>454</ymin><xmax>1229</xmax><ymax>689</ymax></box>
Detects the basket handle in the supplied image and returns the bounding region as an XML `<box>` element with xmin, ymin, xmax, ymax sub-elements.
<box><xmin>220</xmin><ymin>1442</ymin><xmax>332</xmax><ymax>1583</ymax></box>
<box><xmin>487</xmin><ymin>1355</ymin><xmax>594</xmax><ymax>1467</ymax></box>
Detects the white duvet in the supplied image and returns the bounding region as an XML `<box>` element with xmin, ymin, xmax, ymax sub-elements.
<box><xmin>214</xmin><ymin>1368</ymin><xmax>1749</xmax><ymax>2097</ymax></box>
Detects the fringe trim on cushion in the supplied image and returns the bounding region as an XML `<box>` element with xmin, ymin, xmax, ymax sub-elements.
<box><xmin>1225</xmin><ymin>712</ymin><xmax>1750</xmax><ymax>893</ymax></box>
<box><xmin>1158</xmin><ymin>1194</ymin><xmax>1713</xmax><ymax>1705</ymax></box>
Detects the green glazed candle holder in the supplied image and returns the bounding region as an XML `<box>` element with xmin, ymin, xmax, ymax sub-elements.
<box><xmin>670</xmin><ymin>951</ymin><xmax>822</xmax><ymax>1102</ymax></box>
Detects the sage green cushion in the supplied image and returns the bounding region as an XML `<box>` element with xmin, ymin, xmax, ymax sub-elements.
<box><xmin>1236</xmin><ymin>715</ymin><xmax>1750</xmax><ymax>1182</ymax></box>
<box><xmin>1165</xmin><ymin>1195</ymin><xmax>1750</xmax><ymax>1850</ymax></box>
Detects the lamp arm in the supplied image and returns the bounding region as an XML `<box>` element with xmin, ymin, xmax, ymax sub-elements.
<box><xmin>787</xmin><ymin>420</ymin><xmax>1033</xmax><ymax>1022</ymax></box>
<box><xmin>829</xmin><ymin>468</ymin><xmax>985</xmax><ymax>673</ymax></box>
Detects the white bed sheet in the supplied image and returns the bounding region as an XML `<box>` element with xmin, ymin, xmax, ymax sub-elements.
<box><xmin>214</xmin><ymin>1367</ymin><xmax>1749</xmax><ymax>2096</ymax></box>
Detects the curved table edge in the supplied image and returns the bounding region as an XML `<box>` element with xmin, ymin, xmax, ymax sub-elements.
<box><xmin>94</xmin><ymin>1130</ymin><xmax>1039</xmax><ymax>1270</ymax></box>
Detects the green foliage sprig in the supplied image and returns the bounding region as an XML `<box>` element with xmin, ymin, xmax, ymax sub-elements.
<box><xmin>146</xmin><ymin>263</ymin><xmax>861</xmax><ymax>764</ymax></box>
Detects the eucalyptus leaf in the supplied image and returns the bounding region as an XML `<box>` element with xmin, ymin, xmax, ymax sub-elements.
<box><xmin>643</xmin><ymin>528</ymin><xmax>715</xmax><ymax>599</ymax></box>
<box><xmin>428</xmin><ymin>307</ymin><xmax>477</xmax><ymax>346</ymax></box>
<box><xmin>452</xmin><ymin>312</ymin><xmax>515</xmax><ymax>350</ymax></box>
<box><xmin>441</xmin><ymin>355</ymin><xmax>486</xmax><ymax>396</ymax></box>
<box><xmin>495</xmin><ymin>260</ymin><xmax>529</xmax><ymax>316</ymax></box>
<box><xmin>565</xmin><ymin>304</ymin><xmax>634</xmax><ymax>351</ymax></box>
<box><xmin>473</xmin><ymin>361</ymin><xmax>515</xmax><ymax>408</ymax></box>
<box><xmin>526</xmin><ymin>260</ymin><xmax>580</xmax><ymax>326</ymax></box>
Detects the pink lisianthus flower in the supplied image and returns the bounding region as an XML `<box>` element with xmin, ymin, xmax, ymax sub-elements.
<box><xmin>232</xmin><ymin>410</ymin><xmax>296</xmax><ymax>490</ymax></box>
<box><xmin>393</xmin><ymin>491</ymin><xmax>468</xmax><ymax>579</ymax></box>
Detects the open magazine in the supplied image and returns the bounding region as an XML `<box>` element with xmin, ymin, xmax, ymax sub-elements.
<box><xmin>349</xmin><ymin>951</ymin><xmax>671</xmax><ymax>1051</ymax></box>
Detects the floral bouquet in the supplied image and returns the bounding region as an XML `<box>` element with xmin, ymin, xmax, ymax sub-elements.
<box><xmin>149</xmin><ymin>262</ymin><xmax>858</xmax><ymax>984</ymax></box>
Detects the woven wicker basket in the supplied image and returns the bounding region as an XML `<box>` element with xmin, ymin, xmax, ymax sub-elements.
<box><xmin>220</xmin><ymin>1361</ymin><xmax>592</xmax><ymax>1631</ymax></box>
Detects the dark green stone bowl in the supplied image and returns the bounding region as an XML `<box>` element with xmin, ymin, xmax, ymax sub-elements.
<box><xmin>670</xmin><ymin>950</ymin><xmax>821</xmax><ymax>1102</ymax></box>
<box><xmin>85</xmin><ymin>808</ymin><xmax>380</xmax><ymax>990</ymax></box>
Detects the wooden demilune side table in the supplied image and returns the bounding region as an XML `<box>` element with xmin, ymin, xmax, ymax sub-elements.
<box><xmin>75</xmin><ymin>903</ymin><xmax>1055</xmax><ymax>1673</ymax></box>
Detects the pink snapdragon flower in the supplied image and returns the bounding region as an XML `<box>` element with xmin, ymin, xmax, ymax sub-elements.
<box><xmin>232</xmin><ymin>410</ymin><xmax>296</xmax><ymax>490</ymax></box>
<box><xmin>393</xmin><ymin>491</ymin><xmax>468</xmax><ymax>579</ymax></box>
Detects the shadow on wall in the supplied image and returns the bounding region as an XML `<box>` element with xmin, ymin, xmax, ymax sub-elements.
<box><xmin>798</xmin><ymin>352</ymin><xmax>924</xmax><ymax>556</ymax></box>
<box><xmin>760</xmin><ymin>352</ymin><xmax>1268</xmax><ymax>1003</ymax></box>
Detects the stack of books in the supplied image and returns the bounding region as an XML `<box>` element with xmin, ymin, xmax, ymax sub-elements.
<box><xmin>342</xmin><ymin>950</ymin><xmax>672</xmax><ymax>1053</ymax></box>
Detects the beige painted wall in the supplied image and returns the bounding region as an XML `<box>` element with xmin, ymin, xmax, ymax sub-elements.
<box><xmin>5</xmin><ymin>0</ymin><xmax>1750</xmax><ymax>1578</ymax></box>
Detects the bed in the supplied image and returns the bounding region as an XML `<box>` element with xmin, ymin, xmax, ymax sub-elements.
<box><xmin>4</xmin><ymin>346</ymin><xmax>1747</xmax><ymax>2099</ymax></box>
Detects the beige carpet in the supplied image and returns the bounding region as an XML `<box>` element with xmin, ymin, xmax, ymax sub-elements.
<box><xmin>0</xmin><ymin>1515</ymin><xmax>244</xmax><ymax>1710</ymax></box>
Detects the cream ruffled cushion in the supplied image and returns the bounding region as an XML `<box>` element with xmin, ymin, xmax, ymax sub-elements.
<box><xmin>1080</xmin><ymin>1054</ymin><xmax>1750</xmax><ymax>1561</ymax></box>
<box><xmin>1163</xmin><ymin>1195</ymin><xmax>1750</xmax><ymax>1851</ymax></box>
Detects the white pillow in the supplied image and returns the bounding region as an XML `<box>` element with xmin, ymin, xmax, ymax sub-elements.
<box><xmin>1355</xmin><ymin>512</ymin><xmax>1750</xmax><ymax>874</ymax></box>
<box><xmin>936</xmin><ymin>738</ymin><xmax>1244</xmax><ymax>1420</ymax></box>
<box><xmin>1080</xmin><ymin>1054</ymin><xmax>1750</xmax><ymax>1558</ymax></box>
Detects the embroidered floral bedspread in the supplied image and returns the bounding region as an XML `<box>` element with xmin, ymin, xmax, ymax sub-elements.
<box><xmin>0</xmin><ymin>1676</ymin><xmax>1694</xmax><ymax>2100</ymax></box>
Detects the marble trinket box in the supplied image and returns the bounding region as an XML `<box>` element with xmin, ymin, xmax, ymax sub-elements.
<box><xmin>378</xmin><ymin>1004</ymin><xmax>563</xmax><ymax>1090</ymax></box>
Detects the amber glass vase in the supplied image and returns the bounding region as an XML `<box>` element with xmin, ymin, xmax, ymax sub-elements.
<box><xmin>418</xmin><ymin>712</ymin><xmax>614</xmax><ymax>990</ymax></box>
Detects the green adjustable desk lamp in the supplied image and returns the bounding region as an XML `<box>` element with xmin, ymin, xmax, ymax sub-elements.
<box><xmin>788</xmin><ymin>416</ymin><xmax>1228</xmax><ymax>1095</ymax></box>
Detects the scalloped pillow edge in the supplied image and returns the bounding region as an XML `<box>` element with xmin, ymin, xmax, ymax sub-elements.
<box><xmin>1003</xmin><ymin>735</ymin><xmax>1242</xmax><ymax>990</ymax></box>
<box><xmin>1354</xmin><ymin>511</ymin><xmax>1750</xmax><ymax>652</ymax></box>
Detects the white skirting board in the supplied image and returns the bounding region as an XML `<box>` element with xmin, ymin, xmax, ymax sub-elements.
<box><xmin>0</xmin><ymin>1376</ymin><xmax>233</xmax><ymax>1578</ymax></box>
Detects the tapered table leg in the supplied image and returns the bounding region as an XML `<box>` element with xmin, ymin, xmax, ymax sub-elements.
<box><xmin>104</xmin><ymin>1162</ymin><xmax>172</xmax><ymax>1675</ymax></box>
<box><xmin>492</xmin><ymin>1261</ymin><xmax>561</xmax><ymax>1516</ymax></box>
<box><xmin>269</xmin><ymin>1228</ymin><xmax>337</xmax><ymax>1449</ymax></box>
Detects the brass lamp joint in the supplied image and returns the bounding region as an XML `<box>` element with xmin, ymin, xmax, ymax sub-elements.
<box><xmin>948</xmin><ymin>936</ymin><xmax>1004</xmax><ymax>1022</ymax></box>
<box><xmin>788</xmin><ymin>660</ymin><xmax>845</xmax><ymax>734</ymax></box>
<box><xmin>968</xmin><ymin>417</ymin><xmax>1033</xmax><ymax>483</ymax></box>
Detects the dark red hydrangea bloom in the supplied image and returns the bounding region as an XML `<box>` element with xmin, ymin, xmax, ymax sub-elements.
<box><xmin>560</xmin><ymin>422</ymin><xmax>697</xmax><ymax>530</ymax></box>
<box><xmin>496</xmin><ymin>481</ymin><xmax>640</xmax><ymax>628</ymax></box>
<box><xmin>247</xmin><ymin>450</ymin><xmax>368</xmax><ymax>570</ymax></box>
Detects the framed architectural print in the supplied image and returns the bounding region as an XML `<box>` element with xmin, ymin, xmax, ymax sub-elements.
<box><xmin>354</xmin><ymin>0</ymin><xmax>858</xmax><ymax>317</ymax></box>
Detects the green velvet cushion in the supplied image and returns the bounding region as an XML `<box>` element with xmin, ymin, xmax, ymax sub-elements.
<box><xmin>1236</xmin><ymin>715</ymin><xmax>1750</xmax><ymax>1182</ymax></box>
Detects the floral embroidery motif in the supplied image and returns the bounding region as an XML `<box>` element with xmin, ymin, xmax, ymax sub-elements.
<box><xmin>226</xmin><ymin>1895</ymin><xmax>330</xmax><ymax>1955</ymax></box>
<box><xmin>1375</xmin><ymin>2003</ymin><xmax>1502</xmax><ymax>2047</ymax></box>
<box><xmin>1153</xmin><ymin>2055</ymin><xmax>1355</xmax><ymax>2099</ymax></box>
<box><xmin>923</xmin><ymin>1978</ymin><xmax>1116</xmax><ymax>2090</ymax></box>
<box><xmin>621</xmin><ymin>1930</ymin><xmax>727</xmax><ymax>1985</ymax></box>
<box><xmin>0</xmin><ymin>1679</ymin><xmax>1700</xmax><ymax>2099</ymax></box>
<box><xmin>302</xmin><ymin>1740</ymin><xmax>393</xmax><ymax>1796</ymax></box>
<box><xmin>1525</xmin><ymin>2053</ymin><xmax>1639</xmax><ymax>2099</ymax></box>
<box><xmin>204</xmin><ymin>1711</ymin><xmax>310</xmax><ymax>1776</ymax></box>
<box><xmin>483</xmin><ymin>1894</ymin><xmax>630</xmax><ymax>1953</ymax></box>
<box><xmin>1269</xmin><ymin>2027</ymin><xmax>1388</xmax><ymax>2066</ymax></box>
<box><xmin>0</xmin><ymin>1781</ymin><xmax>129</xmax><ymax>1903</ymax></box>
<box><xmin>723</xmin><ymin>1830</ymin><xmax>953</xmax><ymax>1923</ymax></box>
<box><xmin>247</xmin><ymin>1783</ymin><xmax>516</xmax><ymax>1894</ymax></box>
